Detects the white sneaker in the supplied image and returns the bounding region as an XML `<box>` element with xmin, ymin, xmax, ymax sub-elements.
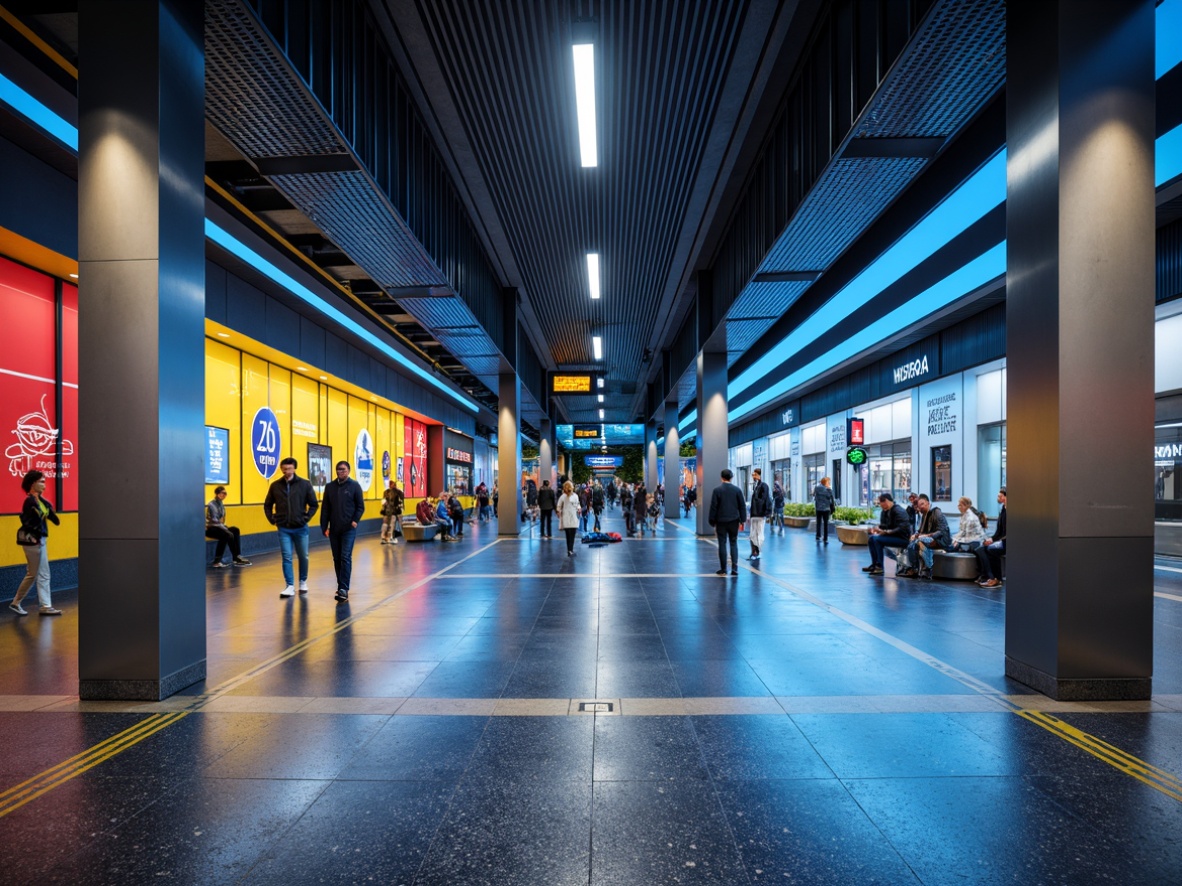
<box><xmin>280</xmin><ymin>585</ymin><xmax>294</xmax><ymax>598</ymax></box>
<box><xmin>298</xmin><ymin>580</ymin><xmax>308</xmax><ymax>594</ymax></box>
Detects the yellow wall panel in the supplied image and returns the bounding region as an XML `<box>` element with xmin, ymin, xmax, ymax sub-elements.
<box><xmin>241</xmin><ymin>353</ymin><xmax>274</xmax><ymax>504</ymax></box>
<box><xmin>0</xmin><ymin>513</ymin><xmax>77</xmax><ymax>567</ymax></box>
<box><xmin>291</xmin><ymin>373</ymin><xmax>320</xmax><ymax>468</ymax></box>
<box><xmin>204</xmin><ymin>339</ymin><xmax>242</xmax><ymax>504</ymax></box>
<box><xmin>327</xmin><ymin>387</ymin><xmax>348</xmax><ymax>476</ymax></box>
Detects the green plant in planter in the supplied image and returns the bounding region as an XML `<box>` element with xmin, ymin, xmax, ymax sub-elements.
<box><xmin>783</xmin><ymin>502</ymin><xmax>815</xmax><ymax>517</ymax></box>
<box><xmin>834</xmin><ymin>506</ymin><xmax>874</xmax><ymax>524</ymax></box>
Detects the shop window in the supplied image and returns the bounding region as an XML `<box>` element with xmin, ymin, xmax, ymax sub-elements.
<box><xmin>804</xmin><ymin>454</ymin><xmax>824</xmax><ymax>499</ymax></box>
<box><xmin>977</xmin><ymin>423</ymin><xmax>1006</xmax><ymax>513</ymax></box>
<box><xmin>1156</xmin><ymin>423</ymin><xmax>1182</xmax><ymax>521</ymax></box>
<box><xmin>931</xmin><ymin>445</ymin><xmax>952</xmax><ymax>501</ymax></box>
<box><xmin>772</xmin><ymin>459</ymin><xmax>790</xmax><ymax>501</ymax></box>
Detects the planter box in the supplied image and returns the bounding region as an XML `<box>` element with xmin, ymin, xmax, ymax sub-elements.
<box><xmin>783</xmin><ymin>516</ymin><xmax>811</xmax><ymax>528</ymax></box>
<box><xmin>835</xmin><ymin>526</ymin><xmax>870</xmax><ymax>546</ymax></box>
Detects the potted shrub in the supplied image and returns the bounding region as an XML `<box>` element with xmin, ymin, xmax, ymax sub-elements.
<box><xmin>782</xmin><ymin>502</ymin><xmax>814</xmax><ymax>528</ymax></box>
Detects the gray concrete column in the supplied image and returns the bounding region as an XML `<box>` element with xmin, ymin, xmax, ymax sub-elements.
<box><xmin>1005</xmin><ymin>0</ymin><xmax>1155</xmax><ymax>700</ymax></box>
<box><xmin>498</xmin><ymin>373</ymin><xmax>521</xmax><ymax>535</ymax></box>
<box><xmin>664</xmin><ymin>400</ymin><xmax>680</xmax><ymax>517</ymax></box>
<box><xmin>539</xmin><ymin>419</ymin><xmax>554</xmax><ymax>489</ymax></box>
<box><xmin>644</xmin><ymin>421</ymin><xmax>659</xmax><ymax>490</ymax></box>
<box><xmin>77</xmin><ymin>0</ymin><xmax>206</xmax><ymax>700</ymax></box>
<box><xmin>696</xmin><ymin>350</ymin><xmax>728</xmax><ymax>536</ymax></box>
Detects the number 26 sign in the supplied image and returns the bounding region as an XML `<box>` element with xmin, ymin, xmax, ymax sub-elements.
<box><xmin>251</xmin><ymin>406</ymin><xmax>282</xmax><ymax>479</ymax></box>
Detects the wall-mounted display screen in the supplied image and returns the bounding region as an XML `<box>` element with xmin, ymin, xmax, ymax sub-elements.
<box><xmin>205</xmin><ymin>426</ymin><xmax>230</xmax><ymax>484</ymax></box>
<box><xmin>551</xmin><ymin>373</ymin><xmax>595</xmax><ymax>394</ymax></box>
<box><xmin>308</xmin><ymin>443</ymin><xmax>332</xmax><ymax>494</ymax></box>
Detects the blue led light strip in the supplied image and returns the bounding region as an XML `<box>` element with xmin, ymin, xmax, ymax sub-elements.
<box><xmin>1158</xmin><ymin>0</ymin><xmax>1182</xmax><ymax>79</ymax></box>
<box><xmin>0</xmin><ymin>73</ymin><xmax>477</xmax><ymax>413</ymax></box>
<box><xmin>0</xmin><ymin>73</ymin><xmax>76</xmax><ymax>149</ymax></box>
<box><xmin>731</xmin><ymin>244</ymin><xmax>1006</xmax><ymax>424</ymax></box>
<box><xmin>205</xmin><ymin>221</ymin><xmax>477</xmax><ymax>412</ymax></box>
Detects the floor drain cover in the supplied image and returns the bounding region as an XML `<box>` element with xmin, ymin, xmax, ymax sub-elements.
<box><xmin>578</xmin><ymin>702</ymin><xmax>614</xmax><ymax>713</ymax></box>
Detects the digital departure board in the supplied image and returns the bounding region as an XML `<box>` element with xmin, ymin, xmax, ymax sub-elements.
<box><xmin>573</xmin><ymin>425</ymin><xmax>601</xmax><ymax>439</ymax></box>
<box><xmin>550</xmin><ymin>372</ymin><xmax>598</xmax><ymax>395</ymax></box>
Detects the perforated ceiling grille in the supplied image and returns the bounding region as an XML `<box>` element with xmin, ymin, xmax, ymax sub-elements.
<box><xmin>409</xmin><ymin>0</ymin><xmax>750</xmax><ymax>385</ymax></box>
<box><xmin>855</xmin><ymin>0</ymin><xmax>1006</xmax><ymax>138</ymax></box>
<box><xmin>759</xmin><ymin>159</ymin><xmax>927</xmax><ymax>273</ymax></box>
<box><xmin>719</xmin><ymin>0</ymin><xmax>1006</xmax><ymax>381</ymax></box>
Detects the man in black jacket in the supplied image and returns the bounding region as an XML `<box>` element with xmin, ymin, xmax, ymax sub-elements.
<box><xmin>591</xmin><ymin>481</ymin><xmax>605</xmax><ymax>531</ymax></box>
<box><xmin>708</xmin><ymin>469</ymin><xmax>748</xmax><ymax>576</ymax></box>
<box><xmin>864</xmin><ymin>493</ymin><xmax>910</xmax><ymax>576</ymax></box>
<box><xmin>263</xmin><ymin>457</ymin><xmax>319</xmax><ymax>598</ymax></box>
<box><xmin>537</xmin><ymin>479</ymin><xmax>556</xmax><ymax>537</ymax></box>
<box><xmin>321</xmin><ymin>460</ymin><xmax>366</xmax><ymax>603</ymax></box>
<box><xmin>975</xmin><ymin>487</ymin><xmax>1006</xmax><ymax>588</ymax></box>
<box><xmin>748</xmin><ymin>468</ymin><xmax>770</xmax><ymax>561</ymax></box>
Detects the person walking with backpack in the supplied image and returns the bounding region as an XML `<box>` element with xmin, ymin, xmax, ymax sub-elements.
<box><xmin>321</xmin><ymin>461</ymin><xmax>365</xmax><ymax>604</ymax></box>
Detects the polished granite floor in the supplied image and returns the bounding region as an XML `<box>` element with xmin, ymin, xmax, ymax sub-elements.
<box><xmin>1</xmin><ymin>508</ymin><xmax>1181</xmax><ymax>884</ymax></box>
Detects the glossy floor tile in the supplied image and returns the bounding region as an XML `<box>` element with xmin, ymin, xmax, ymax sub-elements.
<box><xmin>0</xmin><ymin>514</ymin><xmax>1180</xmax><ymax>884</ymax></box>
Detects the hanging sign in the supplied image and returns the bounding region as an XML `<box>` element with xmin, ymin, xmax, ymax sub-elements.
<box><xmin>846</xmin><ymin>446</ymin><xmax>868</xmax><ymax>466</ymax></box>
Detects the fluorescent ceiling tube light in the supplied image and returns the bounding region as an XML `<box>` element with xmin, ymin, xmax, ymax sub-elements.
<box><xmin>599</xmin><ymin>408</ymin><xmax>605</xmax><ymax>419</ymax></box>
<box><xmin>586</xmin><ymin>253</ymin><xmax>601</xmax><ymax>299</ymax></box>
<box><xmin>597</xmin><ymin>377</ymin><xmax>605</xmax><ymax>388</ymax></box>
<box><xmin>598</xmin><ymin>394</ymin><xmax>604</xmax><ymax>403</ymax></box>
<box><xmin>592</xmin><ymin>335</ymin><xmax>603</xmax><ymax>360</ymax></box>
<box><xmin>572</xmin><ymin>43</ymin><xmax>598</xmax><ymax>167</ymax></box>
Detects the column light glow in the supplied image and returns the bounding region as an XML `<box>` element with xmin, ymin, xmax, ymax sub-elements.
<box><xmin>572</xmin><ymin>43</ymin><xmax>598</xmax><ymax>167</ymax></box>
<box><xmin>586</xmin><ymin>252</ymin><xmax>601</xmax><ymax>299</ymax></box>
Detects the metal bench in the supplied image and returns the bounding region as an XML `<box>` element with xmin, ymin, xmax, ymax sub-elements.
<box><xmin>402</xmin><ymin>523</ymin><xmax>440</xmax><ymax>542</ymax></box>
<box><xmin>932</xmin><ymin>551</ymin><xmax>980</xmax><ymax>580</ymax></box>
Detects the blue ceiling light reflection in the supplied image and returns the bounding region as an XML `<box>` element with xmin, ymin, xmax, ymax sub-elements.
<box><xmin>1159</xmin><ymin>123</ymin><xmax>1182</xmax><ymax>187</ymax></box>
<box><xmin>678</xmin><ymin>410</ymin><xmax>697</xmax><ymax>432</ymax></box>
<box><xmin>206</xmin><ymin>220</ymin><xmax>478</xmax><ymax>412</ymax></box>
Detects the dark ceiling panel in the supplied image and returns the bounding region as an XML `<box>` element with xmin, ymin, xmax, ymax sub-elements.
<box><xmin>401</xmin><ymin>0</ymin><xmax>750</xmax><ymax>410</ymax></box>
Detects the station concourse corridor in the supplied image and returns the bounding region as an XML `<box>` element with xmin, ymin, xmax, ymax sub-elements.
<box><xmin>0</xmin><ymin>512</ymin><xmax>1179</xmax><ymax>885</ymax></box>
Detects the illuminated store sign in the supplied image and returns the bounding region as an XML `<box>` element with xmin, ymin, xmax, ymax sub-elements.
<box><xmin>447</xmin><ymin>447</ymin><xmax>473</xmax><ymax>463</ymax></box>
<box><xmin>893</xmin><ymin>355</ymin><xmax>931</xmax><ymax>386</ymax></box>
<box><xmin>1156</xmin><ymin>443</ymin><xmax>1182</xmax><ymax>460</ymax></box>
<box><xmin>585</xmin><ymin>455</ymin><xmax>623</xmax><ymax>467</ymax></box>
<box><xmin>847</xmin><ymin>417</ymin><xmax>865</xmax><ymax>446</ymax></box>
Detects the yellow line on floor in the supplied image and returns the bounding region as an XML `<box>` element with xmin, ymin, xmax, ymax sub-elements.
<box><xmin>0</xmin><ymin>538</ymin><xmax>507</xmax><ymax>816</ymax></box>
<box><xmin>732</xmin><ymin>547</ymin><xmax>1182</xmax><ymax>805</ymax></box>
<box><xmin>0</xmin><ymin>712</ymin><xmax>187</xmax><ymax>818</ymax></box>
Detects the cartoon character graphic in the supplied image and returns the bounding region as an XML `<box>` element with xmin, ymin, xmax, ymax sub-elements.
<box><xmin>7</xmin><ymin>394</ymin><xmax>72</xmax><ymax>477</ymax></box>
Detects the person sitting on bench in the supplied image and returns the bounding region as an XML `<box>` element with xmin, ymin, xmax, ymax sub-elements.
<box><xmin>899</xmin><ymin>494</ymin><xmax>950</xmax><ymax>580</ymax></box>
<box><xmin>206</xmin><ymin>486</ymin><xmax>251</xmax><ymax>567</ymax></box>
<box><xmin>863</xmin><ymin>493</ymin><xmax>909</xmax><ymax>576</ymax></box>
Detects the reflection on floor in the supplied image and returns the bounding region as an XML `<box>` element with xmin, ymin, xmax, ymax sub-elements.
<box><xmin>1</xmin><ymin>509</ymin><xmax>1181</xmax><ymax>884</ymax></box>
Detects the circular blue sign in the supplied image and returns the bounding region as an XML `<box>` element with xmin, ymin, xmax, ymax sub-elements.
<box><xmin>251</xmin><ymin>406</ymin><xmax>281</xmax><ymax>478</ymax></box>
<box><xmin>381</xmin><ymin>450</ymin><xmax>391</xmax><ymax>480</ymax></box>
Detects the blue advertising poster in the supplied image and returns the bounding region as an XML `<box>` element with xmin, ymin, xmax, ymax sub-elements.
<box><xmin>584</xmin><ymin>455</ymin><xmax>623</xmax><ymax>468</ymax></box>
<box><xmin>205</xmin><ymin>426</ymin><xmax>229</xmax><ymax>484</ymax></box>
<box><xmin>251</xmin><ymin>406</ymin><xmax>281</xmax><ymax>479</ymax></box>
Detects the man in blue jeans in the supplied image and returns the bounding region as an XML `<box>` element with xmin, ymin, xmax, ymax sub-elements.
<box><xmin>321</xmin><ymin>461</ymin><xmax>366</xmax><ymax>603</ymax></box>
<box><xmin>263</xmin><ymin>457</ymin><xmax>319</xmax><ymax>598</ymax></box>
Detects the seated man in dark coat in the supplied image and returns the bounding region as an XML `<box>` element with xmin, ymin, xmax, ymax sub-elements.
<box><xmin>864</xmin><ymin>493</ymin><xmax>910</xmax><ymax>576</ymax></box>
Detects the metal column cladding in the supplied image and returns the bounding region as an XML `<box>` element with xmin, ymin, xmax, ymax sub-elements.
<box><xmin>77</xmin><ymin>0</ymin><xmax>207</xmax><ymax>700</ymax></box>
<box><xmin>1005</xmin><ymin>0</ymin><xmax>1156</xmax><ymax>700</ymax></box>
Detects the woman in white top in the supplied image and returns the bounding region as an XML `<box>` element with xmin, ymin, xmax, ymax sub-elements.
<box><xmin>556</xmin><ymin>480</ymin><xmax>582</xmax><ymax>556</ymax></box>
<box><xmin>950</xmin><ymin>496</ymin><xmax>987</xmax><ymax>550</ymax></box>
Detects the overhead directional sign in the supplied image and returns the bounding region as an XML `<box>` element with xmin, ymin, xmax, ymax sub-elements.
<box><xmin>573</xmin><ymin>425</ymin><xmax>601</xmax><ymax>439</ymax></box>
<box><xmin>585</xmin><ymin>455</ymin><xmax>623</xmax><ymax>468</ymax></box>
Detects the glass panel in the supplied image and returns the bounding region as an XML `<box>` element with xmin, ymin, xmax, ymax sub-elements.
<box><xmin>977</xmin><ymin>423</ymin><xmax>1006</xmax><ymax>513</ymax></box>
<box><xmin>1156</xmin><ymin>424</ymin><xmax>1182</xmax><ymax>520</ymax></box>
<box><xmin>931</xmin><ymin>445</ymin><xmax>952</xmax><ymax>502</ymax></box>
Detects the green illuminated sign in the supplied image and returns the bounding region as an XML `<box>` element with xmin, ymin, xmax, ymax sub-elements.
<box><xmin>846</xmin><ymin>446</ymin><xmax>868</xmax><ymax>466</ymax></box>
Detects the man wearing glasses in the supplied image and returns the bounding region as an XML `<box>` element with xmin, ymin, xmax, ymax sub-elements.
<box><xmin>321</xmin><ymin>460</ymin><xmax>366</xmax><ymax>603</ymax></box>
